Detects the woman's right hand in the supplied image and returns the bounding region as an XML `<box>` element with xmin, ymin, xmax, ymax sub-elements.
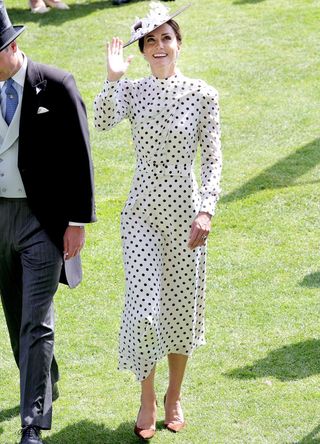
<box><xmin>107</xmin><ymin>37</ymin><xmax>134</xmax><ymax>82</ymax></box>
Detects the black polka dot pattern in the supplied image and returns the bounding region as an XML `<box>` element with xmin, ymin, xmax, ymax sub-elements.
<box><xmin>94</xmin><ymin>72</ymin><xmax>222</xmax><ymax>381</ymax></box>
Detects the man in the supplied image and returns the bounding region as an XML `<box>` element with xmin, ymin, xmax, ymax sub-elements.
<box><xmin>0</xmin><ymin>2</ymin><xmax>96</xmax><ymax>443</ymax></box>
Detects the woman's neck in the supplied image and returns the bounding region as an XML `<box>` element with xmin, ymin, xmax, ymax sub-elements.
<box><xmin>151</xmin><ymin>65</ymin><xmax>177</xmax><ymax>80</ymax></box>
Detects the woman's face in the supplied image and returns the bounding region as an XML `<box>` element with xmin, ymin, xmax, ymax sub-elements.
<box><xmin>142</xmin><ymin>23</ymin><xmax>180</xmax><ymax>75</ymax></box>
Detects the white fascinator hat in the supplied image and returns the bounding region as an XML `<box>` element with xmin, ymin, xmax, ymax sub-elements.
<box><xmin>123</xmin><ymin>1</ymin><xmax>191</xmax><ymax>48</ymax></box>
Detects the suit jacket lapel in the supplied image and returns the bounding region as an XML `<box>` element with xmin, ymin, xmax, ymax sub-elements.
<box><xmin>1</xmin><ymin>59</ymin><xmax>42</xmax><ymax>157</ymax></box>
<box><xmin>0</xmin><ymin>112</ymin><xmax>7</xmax><ymax>145</ymax></box>
<box><xmin>20</xmin><ymin>59</ymin><xmax>47</xmax><ymax>137</ymax></box>
<box><xmin>0</xmin><ymin>95</ymin><xmax>23</xmax><ymax>156</ymax></box>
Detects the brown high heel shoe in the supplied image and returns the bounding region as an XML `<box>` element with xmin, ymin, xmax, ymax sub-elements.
<box><xmin>164</xmin><ymin>394</ymin><xmax>186</xmax><ymax>433</ymax></box>
<box><xmin>134</xmin><ymin>403</ymin><xmax>157</xmax><ymax>440</ymax></box>
<box><xmin>134</xmin><ymin>424</ymin><xmax>156</xmax><ymax>440</ymax></box>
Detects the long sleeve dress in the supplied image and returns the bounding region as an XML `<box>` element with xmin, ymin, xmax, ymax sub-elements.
<box><xmin>94</xmin><ymin>71</ymin><xmax>222</xmax><ymax>381</ymax></box>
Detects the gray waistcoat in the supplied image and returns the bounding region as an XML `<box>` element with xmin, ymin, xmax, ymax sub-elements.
<box><xmin>0</xmin><ymin>96</ymin><xmax>26</xmax><ymax>198</ymax></box>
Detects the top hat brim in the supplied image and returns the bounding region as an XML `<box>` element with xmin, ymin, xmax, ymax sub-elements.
<box><xmin>123</xmin><ymin>3</ymin><xmax>191</xmax><ymax>48</ymax></box>
<box><xmin>0</xmin><ymin>24</ymin><xmax>25</xmax><ymax>52</ymax></box>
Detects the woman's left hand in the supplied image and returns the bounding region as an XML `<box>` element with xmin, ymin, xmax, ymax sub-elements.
<box><xmin>188</xmin><ymin>212</ymin><xmax>212</xmax><ymax>250</ymax></box>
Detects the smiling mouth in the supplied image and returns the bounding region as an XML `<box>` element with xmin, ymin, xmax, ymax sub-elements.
<box><xmin>153</xmin><ymin>53</ymin><xmax>167</xmax><ymax>58</ymax></box>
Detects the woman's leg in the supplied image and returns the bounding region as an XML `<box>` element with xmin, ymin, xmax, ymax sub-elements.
<box><xmin>136</xmin><ymin>366</ymin><xmax>157</xmax><ymax>430</ymax></box>
<box><xmin>165</xmin><ymin>354</ymin><xmax>188</xmax><ymax>428</ymax></box>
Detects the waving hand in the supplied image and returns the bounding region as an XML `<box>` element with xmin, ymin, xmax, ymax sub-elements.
<box><xmin>107</xmin><ymin>37</ymin><xmax>134</xmax><ymax>82</ymax></box>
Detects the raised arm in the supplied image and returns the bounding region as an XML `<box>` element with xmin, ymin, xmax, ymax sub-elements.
<box><xmin>94</xmin><ymin>37</ymin><xmax>134</xmax><ymax>131</ymax></box>
<box><xmin>107</xmin><ymin>37</ymin><xmax>134</xmax><ymax>82</ymax></box>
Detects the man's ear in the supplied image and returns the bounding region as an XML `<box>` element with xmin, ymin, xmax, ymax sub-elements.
<box><xmin>10</xmin><ymin>41</ymin><xmax>18</xmax><ymax>53</ymax></box>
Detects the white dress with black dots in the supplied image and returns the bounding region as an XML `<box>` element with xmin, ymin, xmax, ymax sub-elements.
<box><xmin>94</xmin><ymin>71</ymin><xmax>222</xmax><ymax>381</ymax></box>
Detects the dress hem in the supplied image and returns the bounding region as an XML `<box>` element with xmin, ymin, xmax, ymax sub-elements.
<box><xmin>118</xmin><ymin>339</ymin><xmax>206</xmax><ymax>382</ymax></box>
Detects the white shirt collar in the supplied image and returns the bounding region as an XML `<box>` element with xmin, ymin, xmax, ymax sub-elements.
<box><xmin>12</xmin><ymin>53</ymin><xmax>27</xmax><ymax>87</ymax></box>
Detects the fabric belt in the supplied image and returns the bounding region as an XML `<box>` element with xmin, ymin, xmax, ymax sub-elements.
<box><xmin>136</xmin><ymin>160</ymin><xmax>192</xmax><ymax>177</ymax></box>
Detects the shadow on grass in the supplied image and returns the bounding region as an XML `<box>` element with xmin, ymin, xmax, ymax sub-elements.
<box><xmin>293</xmin><ymin>424</ymin><xmax>320</xmax><ymax>443</ymax></box>
<box><xmin>221</xmin><ymin>138</ymin><xmax>320</xmax><ymax>203</ymax></box>
<box><xmin>225</xmin><ymin>339</ymin><xmax>320</xmax><ymax>381</ymax></box>
<box><xmin>45</xmin><ymin>419</ymin><xmax>166</xmax><ymax>444</ymax></box>
<box><xmin>7</xmin><ymin>0</ymin><xmax>130</xmax><ymax>27</ymax></box>
<box><xmin>300</xmin><ymin>272</ymin><xmax>320</xmax><ymax>288</ymax></box>
<box><xmin>234</xmin><ymin>0</ymin><xmax>266</xmax><ymax>4</ymax></box>
<box><xmin>0</xmin><ymin>405</ymin><xmax>19</xmax><ymax>424</ymax></box>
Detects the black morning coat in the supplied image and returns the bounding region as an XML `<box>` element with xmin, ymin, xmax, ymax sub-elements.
<box><xmin>17</xmin><ymin>58</ymin><xmax>96</xmax><ymax>285</ymax></box>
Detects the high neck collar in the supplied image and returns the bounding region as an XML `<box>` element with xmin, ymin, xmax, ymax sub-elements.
<box><xmin>149</xmin><ymin>70</ymin><xmax>183</xmax><ymax>85</ymax></box>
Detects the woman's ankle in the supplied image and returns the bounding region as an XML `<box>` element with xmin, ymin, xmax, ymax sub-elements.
<box><xmin>165</xmin><ymin>389</ymin><xmax>182</xmax><ymax>402</ymax></box>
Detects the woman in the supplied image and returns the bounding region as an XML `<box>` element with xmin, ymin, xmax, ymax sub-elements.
<box><xmin>94</xmin><ymin>2</ymin><xmax>222</xmax><ymax>439</ymax></box>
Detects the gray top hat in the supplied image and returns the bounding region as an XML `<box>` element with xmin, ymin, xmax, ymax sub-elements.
<box><xmin>0</xmin><ymin>0</ymin><xmax>25</xmax><ymax>52</ymax></box>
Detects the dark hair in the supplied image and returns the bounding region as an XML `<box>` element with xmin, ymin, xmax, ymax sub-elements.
<box><xmin>138</xmin><ymin>19</ymin><xmax>182</xmax><ymax>53</ymax></box>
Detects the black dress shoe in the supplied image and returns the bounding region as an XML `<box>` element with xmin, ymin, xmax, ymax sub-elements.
<box><xmin>20</xmin><ymin>426</ymin><xmax>43</xmax><ymax>444</ymax></box>
<box><xmin>112</xmin><ymin>0</ymin><xmax>130</xmax><ymax>4</ymax></box>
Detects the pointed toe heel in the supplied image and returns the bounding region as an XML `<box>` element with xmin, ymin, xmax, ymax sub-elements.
<box><xmin>134</xmin><ymin>424</ymin><xmax>156</xmax><ymax>440</ymax></box>
<box><xmin>164</xmin><ymin>420</ymin><xmax>186</xmax><ymax>433</ymax></box>
<box><xmin>134</xmin><ymin>402</ymin><xmax>157</xmax><ymax>440</ymax></box>
<box><xmin>164</xmin><ymin>394</ymin><xmax>186</xmax><ymax>433</ymax></box>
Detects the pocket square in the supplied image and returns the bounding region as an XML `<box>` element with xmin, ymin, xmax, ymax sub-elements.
<box><xmin>37</xmin><ymin>106</ymin><xmax>49</xmax><ymax>114</ymax></box>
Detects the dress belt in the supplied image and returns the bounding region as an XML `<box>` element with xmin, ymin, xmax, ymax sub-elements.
<box><xmin>136</xmin><ymin>160</ymin><xmax>192</xmax><ymax>177</ymax></box>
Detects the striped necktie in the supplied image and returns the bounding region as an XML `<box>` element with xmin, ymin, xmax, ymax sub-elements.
<box><xmin>4</xmin><ymin>78</ymin><xmax>18</xmax><ymax>125</ymax></box>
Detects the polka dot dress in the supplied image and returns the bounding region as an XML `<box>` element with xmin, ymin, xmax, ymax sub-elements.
<box><xmin>94</xmin><ymin>71</ymin><xmax>222</xmax><ymax>381</ymax></box>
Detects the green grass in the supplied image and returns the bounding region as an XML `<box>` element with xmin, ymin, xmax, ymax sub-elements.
<box><xmin>1</xmin><ymin>0</ymin><xmax>320</xmax><ymax>442</ymax></box>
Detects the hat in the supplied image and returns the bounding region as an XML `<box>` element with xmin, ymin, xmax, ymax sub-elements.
<box><xmin>0</xmin><ymin>0</ymin><xmax>25</xmax><ymax>52</ymax></box>
<box><xmin>123</xmin><ymin>1</ymin><xmax>191</xmax><ymax>48</ymax></box>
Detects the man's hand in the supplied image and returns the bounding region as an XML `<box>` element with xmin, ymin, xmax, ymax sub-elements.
<box><xmin>188</xmin><ymin>212</ymin><xmax>212</xmax><ymax>250</ymax></box>
<box><xmin>63</xmin><ymin>226</ymin><xmax>85</xmax><ymax>260</ymax></box>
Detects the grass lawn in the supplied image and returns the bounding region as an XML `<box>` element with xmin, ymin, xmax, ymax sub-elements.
<box><xmin>1</xmin><ymin>0</ymin><xmax>320</xmax><ymax>442</ymax></box>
